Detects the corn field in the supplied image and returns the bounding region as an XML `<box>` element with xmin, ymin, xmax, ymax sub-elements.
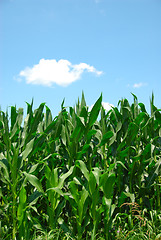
<box><xmin>0</xmin><ymin>93</ymin><xmax>161</xmax><ymax>239</ymax></box>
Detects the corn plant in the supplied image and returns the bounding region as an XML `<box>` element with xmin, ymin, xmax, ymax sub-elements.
<box><xmin>0</xmin><ymin>92</ymin><xmax>161</xmax><ymax>239</ymax></box>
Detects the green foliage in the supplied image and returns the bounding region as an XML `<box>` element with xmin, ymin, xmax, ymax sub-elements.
<box><xmin>0</xmin><ymin>92</ymin><xmax>161</xmax><ymax>239</ymax></box>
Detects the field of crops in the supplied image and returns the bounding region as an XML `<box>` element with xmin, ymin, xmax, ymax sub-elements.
<box><xmin>0</xmin><ymin>93</ymin><xmax>161</xmax><ymax>239</ymax></box>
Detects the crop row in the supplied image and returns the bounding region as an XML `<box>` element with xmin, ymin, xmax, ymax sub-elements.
<box><xmin>0</xmin><ymin>93</ymin><xmax>161</xmax><ymax>239</ymax></box>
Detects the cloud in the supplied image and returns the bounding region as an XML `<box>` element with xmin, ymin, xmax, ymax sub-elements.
<box><xmin>133</xmin><ymin>82</ymin><xmax>147</xmax><ymax>88</ymax></box>
<box><xmin>102</xmin><ymin>102</ymin><xmax>114</xmax><ymax>111</ymax></box>
<box><xmin>18</xmin><ymin>59</ymin><xmax>103</xmax><ymax>87</ymax></box>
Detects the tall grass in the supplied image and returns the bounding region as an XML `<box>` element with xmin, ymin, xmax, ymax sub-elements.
<box><xmin>0</xmin><ymin>93</ymin><xmax>161</xmax><ymax>239</ymax></box>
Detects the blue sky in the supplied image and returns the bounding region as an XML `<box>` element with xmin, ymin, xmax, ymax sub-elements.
<box><xmin>1</xmin><ymin>0</ymin><xmax>161</xmax><ymax>116</ymax></box>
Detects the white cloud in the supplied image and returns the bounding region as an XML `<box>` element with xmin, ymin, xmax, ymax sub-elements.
<box><xmin>102</xmin><ymin>102</ymin><xmax>114</xmax><ymax>111</ymax></box>
<box><xmin>18</xmin><ymin>59</ymin><xmax>103</xmax><ymax>87</ymax></box>
<box><xmin>133</xmin><ymin>82</ymin><xmax>147</xmax><ymax>88</ymax></box>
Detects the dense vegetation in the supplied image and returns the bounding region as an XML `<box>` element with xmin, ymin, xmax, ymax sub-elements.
<box><xmin>0</xmin><ymin>93</ymin><xmax>161</xmax><ymax>239</ymax></box>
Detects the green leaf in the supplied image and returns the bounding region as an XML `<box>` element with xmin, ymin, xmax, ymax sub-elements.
<box><xmin>28</xmin><ymin>191</ymin><xmax>42</xmax><ymax>205</ymax></box>
<box><xmin>50</xmin><ymin>168</ymin><xmax>58</xmax><ymax>187</ymax></box>
<box><xmin>88</xmin><ymin>94</ymin><xmax>102</xmax><ymax>129</ymax></box>
<box><xmin>135</xmin><ymin>112</ymin><xmax>147</xmax><ymax>125</ymax></box>
<box><xmin>79</xmin><ymin>187</ymin><xmax>89</xmax><ymax>220</ymax></box>
<box><xmin>69</xmin><ymin>181</ymin><xmax>79</xmax><ymax>203</ymax></box>
<box><xmin>0</xmin><ymin>157</ymin><xmax>10</xmax><ymax>182</ymax></box>
<box><xmin>100</xmin><ymin>173</ymin><xmax>116</xmax><ymax>199</ymax></box>
<box><xmin>10</xmin><ymin>108</ymin><xmax>23</xmax><ymax>139</ymax></box>
<box><xmin>61</xmin><ymin>124</ymin><xmax>66</xmax><ymax>145</ymax></box>
<box><xmin>21</xmin><ymin>138</ymin><xmax>34</xmax><ymax>160</ymax></box>
<box><xmin>126</xmin><ymin>122</ymin><xmax>139</xmax><ymax>144</ymax></box>
<box><xmin>10</xmin><ymin>106</ymin><xmax>17</xmax><ymax>130</ymax></box>
<box><xmin>87</xmin><ymin>129</ymin><xmax>97</xmax><ymax>140</ymax></box>
<box><xmin>89</xmin><ymin>171</ymin><xmax>97</xmax><ymax>195</ymax></box>
<box><xmin>138</xmin><ymin>102</ymin><xmax>147</xmax><ymax>112</ymax></box>
<box><xmin>90</xmin><ymin>188</ymin><xmax>100</xmax><ymax>221</ymax></box>
<box><xmin>46</xmin><ymin>187</ymin><xmax>64</xmax><ymax>197</ymax></box>
<box><xmin>17</xmin><ymin>186</ymin><xmax>27</xmax><ymax>222</ymax></box>
<box><xmin>24</xmin><ymin>172</ymin><xmax>44</xmax><ymax>193</ymax></box>
<box><xmin>92</xmin><ymin>167</ymin><xmax>102</xmax><ymax>186</ymax></box>
<box><xmin>116</xmin><ymin>121</ymin><xmax>122</xmax><ymax>132</ymax></box>
<box><xmin>81</xmin><ymin>91</ymin><xmax>86</xmax><ymax>109</ymax></box>
<box><xmin>100</xmin><ymin>131</ymin><xmax>114</xmax><ymax>146</ymax></box>
<box><xmin>44</xmin><ymin>105</ymin><xmax>53</xmax><ymax>129</ymax></box>
<box><xmin>109</xmin><ymin>132</ymin><xmax>116</xmax><ymax>146</ymax></box>
<box><xmin>123</xmin><ymin>192</ymin><xmax>135</xmax><ymax>203</ymax></box>
<box><xmin>76</xmin><ymin>160</ymin><xmax>89</xmax><ymax>181</ymax></box>
<box><xmin>77</xmin><ymin>144</ymin><xmax>90</xmax><ymax>159</ymax></box>
<box><xmin>146</xmin><ymin>158</ymin><xmax>161</xmax><ymax>188</ymax></box>
<box><xmin>26</xmin><ymin>102</ymin><xmax>45</xmax><ymax>143</ymax></box>
<box><xmin>116</xmin><ymin>161</ymin><xmax>128</xmax><ymax>171</ymax></box>
<box><xmin>58</xmin><ymin>166</ymin><xmax>74</xmax><ymax>188</ymax></box>
<box><xmin>131</xmin><ymin>92</ymin><xmax>138</xmax><ymax>101</ymax></box>
<box><xmin>29</xmin><ymin>163</ymin><xmax>39</xmax><ymax>173</ymax></box>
